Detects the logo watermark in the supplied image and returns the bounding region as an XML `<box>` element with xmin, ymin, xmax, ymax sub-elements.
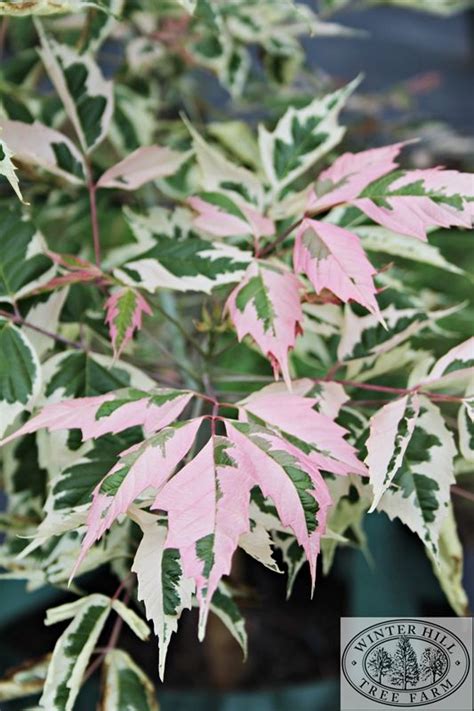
<box><xmin>341</xmin><ymin>617</ymin><xmax>472</xmax><ymax>710</ymax></box>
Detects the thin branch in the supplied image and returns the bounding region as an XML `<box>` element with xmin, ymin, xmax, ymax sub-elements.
<box><xmin>86</xmin><ymin>163</ymin><xmax>101</xmax><ymax>268</ymax></box>
<box><xmin>451</xmin><ymin>485</ymin><xmax>474</xmax><ymax>504</ymax></box>
<box><xmin>0</xmin><ymin>309</ymin><xmax>84</xmax><ymax>350</ymax></box>
<box><xmin>256</xmin><ymin>218</ymin><xmax>303</xmax><ymax>258</ymax></box>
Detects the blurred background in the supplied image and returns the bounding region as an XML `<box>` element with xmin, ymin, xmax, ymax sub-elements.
<box><xmin>1</xmin><ymin>3</ymin><xmax>473</xmax><ymax>710</ymax></box>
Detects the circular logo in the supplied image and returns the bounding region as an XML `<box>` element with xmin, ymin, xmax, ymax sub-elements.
<box><xmin>342</xmin><ymin>619</ymin><xmax>470</xmax><ymax>707</ymax></box>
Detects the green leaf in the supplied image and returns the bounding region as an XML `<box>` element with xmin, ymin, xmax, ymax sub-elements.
<box><xmin>37</xmin><ymin>23</ymin><xmax>113</xmax><ymax>153</ymax></box>
<box><xmin>0</xmin><ymin>318</ymin><xmax>41</xmax><ymax>437</ymax></box>
<box><xmin>209</xmin><ymin>582</ymin><xmax>247</xmax><ymax>658</ymax></box>
<box><xmin>131</xmin><ymin>508</ymin><xmax>194</xmax><ymax>680</ymax></box>
<box><xmin>41</xmin><ymin>594</ymin><xmax>112</xmax><ymax>711</ymax></box>
<box><xmin>101</xmin><ymin>649</ymin><xmax>158</xmax><ymax>711</ymax></box>
<box><xmin>376</xmin><ymin>397</ymin><xmax>457</xmax><ymax>558</ymax></box>
<box><xmin>115</xmin><ymin>208</ymin><xmax>251</xmax><ymax>294</ymax></box>
<box><xmin>258</xmin><ymin>77</ymin><xmax>360</xmax><ymax>193</ymax></box>
<box><xmin>0</xmin><ymin>206</ymin><xmax>54</xmax><ymax>303</ymax></box>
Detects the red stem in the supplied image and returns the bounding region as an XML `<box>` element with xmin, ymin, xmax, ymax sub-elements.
<box><xmin>0</xmin><ymin>309</ymin><xmax>83</xmax><ymax>350</ymax></box>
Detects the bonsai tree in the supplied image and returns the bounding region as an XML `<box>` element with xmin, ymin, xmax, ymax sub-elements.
<box><xmin>0</xmin><ymin>0</ymin><xmax>472</xmax><ymax>708</ymax></box>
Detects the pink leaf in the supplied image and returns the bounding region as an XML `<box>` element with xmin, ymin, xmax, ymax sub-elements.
<box><xmin>0</xmin><ymin>388</ymin><xmax>193</xmax><ymax>445</ymax></box>
<box><xmin>73</xmin><ymin>418</ymin><xmax>202</xmax><ymax>578</ymax></box>
<box><xmin>294</xmin><ymin>219</ymin><xmax>380</xmax><ymax>316</ymax></box>
<box><xmin>308</xmin><ymin>142</ymin><xmax>406</xmax><ymax>212</ymax></box>
<box><xmin>238</xmin><ymin>381</ymin><xmax>367</xmax><ymax>476</ymax></box>
<box><xmin>152</xmin><ymin>436</ymin><xmax>252</xmax><ymax>636</ymax></box>
<box><xmin>227</xmin><ymin>422</ymin><xmax>332</xmax><ymax>588</ymax></box>
<box><xmin>105</xmin><ymin>288</ymin><xmax>152</xmax><ymax>359</ymax></box>
<box><xmin>187</xmin><ymin>194</ymin><xmax>274</xmax><ymax>240</ymax></box>
<box><xmin>97</xmin><ymin>146</ymin><xmax>191</xmax><ymax>190</ymax></box>
<box><xmin>226</xmin><ymin>262</ymin><xmax>303</xmax><ymax>387</ymax></box>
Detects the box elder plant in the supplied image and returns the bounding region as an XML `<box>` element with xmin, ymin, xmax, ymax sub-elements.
<box><xmin>0</xmin><ymin>1</ymin><xmax>472</xmax><ymax>708</ymax></box>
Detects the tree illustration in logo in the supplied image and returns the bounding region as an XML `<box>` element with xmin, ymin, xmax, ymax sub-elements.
<box><xmin>390</xmin><ymin>635</ymin><xmax>420</xmax><ymax>689</ymax></box>
<box><xmin>420</xmin><ymin>647</ymin><xmax>448</xmax><ymax>685</ymax></box>
<box><xmin>368</xmin><ymin>647</ymin><xmax>393</xmax><ymax>684</ymax></box>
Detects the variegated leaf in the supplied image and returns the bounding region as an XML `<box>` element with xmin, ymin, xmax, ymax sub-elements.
<box><xmin>0</xmin><ymin>319</ymin><xmax>41</xmax><ymax>438</ymax></box>
<box><xmin>37</xmin><ymin>24</ymin><xmax>114</xmax><ymax>154</ymax></box>
<box><xmin>238</xmin><ymin>379</ymin><xmax>367</xmax><ymax>476</ymax></box>
<box><xmin>0</xmin><ymin>207</ymin><xmax>55</xmax><ymax>303</ymax></box>
<box><xmin>258</xmin><ymin>78</ymin><xmax>360</xmax><ymax>193</ymax></box>
<box><xmin>105</xmin><ymin>288</ymin><xmax>152</xmax><ymax>359</ymax></box>
<box><xmin>40</xmin><ymin>594</ymin><xmax>112</xmax><ymax>711</ymax></box>
<box><xmin>0</xmin><ymin>135</ymin><xmax>25</xmax><ymax>202</ymax></box>
<box><xmin>209</xmin><ymin>582</ymin><xmax>247</xmax><ymax>657</ymax></box>
<box><xmin>226</xmin><ymin>261</ymin><xmax>303</xmax><ymax>387</ymax></box>
<box><xmin>366</xmin><ymin>393</ymin><xmax>421</xmax><ymax>510</ymax></box>
<box><xmin>184</xmin><ymin>117</ymin><xmax>265</xmax><ymax>211</ymax></box>
<box><xmin>74</xmin><ymin>419</ymin><xmax>202</xmax><ymax>576</ymax></box>
<box><xmin>97</xmin><ymin>146</ymin><xmax>192</xmax><ymax>191</ymax></box>
<box><xmin>227</xmin><ymin>421</ymin><xmax>332</xmax><ymax>588</ymax></box>
<box><xmin>294</xmin><ymin>218</ymin><xmax>380</xmax><ymax>316</ymax></box>
<box><xmin>131</xmin><ymin>508</ymin><xmax>194</xmax><ymax>680</ymax></box>
<box><xmin>427</xmin><ymin>505</ymin><xmax>469</xmax><ymax>616</ymax></box>
<box><xmin>152</xmin><ymin>435</ymin><xmax>252</xmax><ymax>637</ymax></box>
<box><xmin>375</xmin><ymin>397</ymin><xmax>456</xmax><ymax>558</ymax></box>
<box><xmin>0</xmin><ymin>119</ymin><xmax>86</xmax><ymax>184</ymax></box>
<box><xmin>0</xmin><ymin>0</ymin><xmax>106</xmax><ymax>14</ymax></box>
<box><xmin>101</xmin><ymin>650</ymin><xmax>159</xmax><ymax>711</ymax></box>
<box><xmin>114</xmin><ymin>208</ymin><xmax>251</xmax><ymax>294</ymax></box>
<box><xmin>0</xmin><ymin>654</ymin><xmax>50</xmax><ymax>702</ymax></box>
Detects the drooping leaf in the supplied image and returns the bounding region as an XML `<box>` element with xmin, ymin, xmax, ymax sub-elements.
<box><xmin>208</xmin><ymin>582</ymin><xmax>247</xmax><ymax>658</ymax></box>
<box><xmin>366</xmin><ymin>393</ymin><xmax>421</xmax><ymax>510</ymax></box>
<box><xmin>40</xmin><ymin>594</ymin><xmax>112</xmax><ymax>711</ymax></box>
<box><xmin>238</xmin><ymin>380</ymin><xmax>367</xmax><ymax>476</ymax></box>
<box><xmin>227</xmin><ymin>421</ymin><xmax>332</xmax><ymax>587</ymax></box>
<box><xmin>226</xmin><ymin>261</ymin><xmax>303</xmax><ymax>387</ymax></box>
<box><xmin>97</xmin><ymin>146</ymin><xmax>192</xmax><ymax>191</ymax></box>
<box><xmin>37</xmin><ymin>24</ymin><xmax>114</xmax><ymax>154</ymax></box>
<box><xmin>101</xmin><ymin>649</ymin><xmax>159</xmax><ymax>711</ymax></box>
<box><xmin>294</xmin><ymin>218</ymin><xmax>380</xmax><ymax>316</ymax></box>
<box><xmin>105</xmin><ymin>288</ymin><xmax>152</xmax><ymax>359</ymax></box>
<box><xmin>131</xmin><ymin>508</ymin><xmax>195</xmax><ymax>680</ymax></box>
<box><xmin>375</xmin><ymin>396</ymin><xmax>457</xmax><ymax>558</ymax></box>
<box><xmin>74</xmin><ymin>418</ymin><xmax>202</xmax><ymax>575</ymax></box>
<box><xmin>0</xmin><ymin>119</ymin><xmax>86</xmax><ymax>184</ymax></box>
<box><xmin>258</xmin><ymin>78</ymin><xmax>360</xmax><ymax>193</ymax></box>
<box><xmin>271</xmin><ymin>531</ymin><xmax>306</xmax><ymax>598</ymax></box>
<box><xmin>0</xmin><ymin>318</ymin><xmax>41</xmax><ymax>438</ymax></box>
<box><xmin>1</xmin><ymin>386</ymin><xmax>192</xmax><ymax>445</ymax></box>
<box><xmin>152</xmin><ymin>436</ymin><xmax>252</xmax><ymax>637</ymax></box>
